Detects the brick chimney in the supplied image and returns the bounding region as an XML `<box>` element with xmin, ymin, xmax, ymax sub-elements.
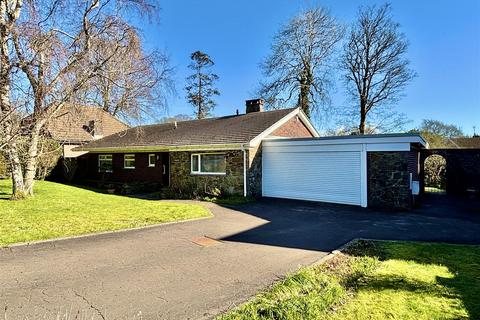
<box><xmin>86</xmin><ymin>120</ymin><xmax>103</xmax><ymax>139</ymax></box>
<box><xmin>245</xmin><ymin>99</ymin><xmax>264</xmax><ymax>113</ymax></box>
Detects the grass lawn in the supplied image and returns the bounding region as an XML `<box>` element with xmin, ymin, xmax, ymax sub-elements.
<box><xmin>0</xmin><ymin>179</ymin><xmax>211</xmax><ymax>246</ymax></box>
<box><xmin>218</xmin><ymin>240</ymin><xmax>480</xmax><ymax>320</ymax></box>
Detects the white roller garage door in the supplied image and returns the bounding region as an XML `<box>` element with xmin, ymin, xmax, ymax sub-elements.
<box><xmin>262</xmin><ymin>140</ymin><xmax>366</xmax><ymax>206</ymax></box>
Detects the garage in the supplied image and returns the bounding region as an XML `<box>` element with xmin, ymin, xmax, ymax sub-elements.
<box><xmin>261</xmin><ymin>134</ymin><xmax>427</xmax><ymax>208</ymax></box>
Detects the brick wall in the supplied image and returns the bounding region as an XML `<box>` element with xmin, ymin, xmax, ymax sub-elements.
<box><xmin>408</xmin><ymin>148</ymin><xmax>421</xmax><ymax>181</ymax></box>
<box><xmin>368</xmin><ymin>151</ymin><xmax>412</xmax><ymax>210</ymax></box>
<box><xmin>169</xmin><ymin>150</ymin><xmax>244</xmax><ymax>196</ymax></box>
<box><xmin>82</xmin><ymin>152</ymin><xmax>169</xmax><ymax>184</ymax></box>
<box><xmin>420</xmin><ymin>149</ymin><xmax>480</xmax><ymax>195</ymax></box>
<box><xmin>271</xmin><ymin>116</ymin><xmax>313</xmax><ymax>137</ymax></box>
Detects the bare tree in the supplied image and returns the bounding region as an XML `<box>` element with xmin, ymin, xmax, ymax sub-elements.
<box><xmin>0</xmin><ymin>0</ymin><xmax>157</xmax><ymax>198</ymax></box>
<box><xmin>79</xmin><ymin>28</ymin><xmax>175</xmax><ymax>123</ymax></box>
<box><xmin>413</xmin><ymin>119</ymin><xmax>464</xmax><ymax>148</ymax></box>
<box><xmin>1</xmin><ymin>0</ymin><xmax>26</xmax><ymax>195</ymax></box>
<box><xmin>258</xmin><ymin>7</ymin><xmax>343</xmax><ymax>118</ymax></box>
<box><xmin>342</xmin><ymin>4</ymin><xmax>415</xmax><ymax>134</ymax></box>
<box><xmin>185</xmin><ymin>51</ymin><xmax>220</xmax><ymax>119</ymax></box>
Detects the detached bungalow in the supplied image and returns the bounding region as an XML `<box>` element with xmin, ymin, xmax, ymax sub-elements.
<box><xmin>73</xmin><ymin>99</ymin><xmax>317</xmax><ymax>197</ymax></box>
<box><xmin>73</xmin><ymin>99</ymin><xmax>427</xmax><ymax>210</ymax></box>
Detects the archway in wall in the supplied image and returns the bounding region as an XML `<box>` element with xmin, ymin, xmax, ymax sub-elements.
<box><xmin>424</xmin><ymin>154</ymin><xmax>447</xmax><ymax>194</ymax></box>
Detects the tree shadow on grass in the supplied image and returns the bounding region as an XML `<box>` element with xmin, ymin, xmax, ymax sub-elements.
<box><xmin>345</xmin><ymin>240</ymin><xmax>480</xmax><ymax>319</ymax></box>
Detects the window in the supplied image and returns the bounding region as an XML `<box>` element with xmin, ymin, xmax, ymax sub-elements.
<box><xmin>124</xmin><ymin>154</ymin><xmax>135</xmax><ymax>169</ymax></box>
<box><xmin>191</xmin><ymin>154</ymin><xmax>200</xmax><ymax>172</ymax></box>
<box><xmin>148</xmin><ymin>154</ymin><xmax>156</xmax><ymax>167</ymax></box>
<box><xmin>98</xmin><ymin>155</ymin><xmax>113</xmax><ymax>173</ymax></box>
<box><xmin>191</xmin><ymin>153</ymin><xmax>226</xmax><ymax>174</ymax></box>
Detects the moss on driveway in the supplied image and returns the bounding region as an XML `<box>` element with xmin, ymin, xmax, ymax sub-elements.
<box><xmin>0</xmin><ymin>180</ymin><xmax>211</xmax><ymax>246</ymax></box>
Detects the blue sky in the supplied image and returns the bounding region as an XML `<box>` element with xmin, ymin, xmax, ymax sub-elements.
<box><xmin>140</xmin><ymin>0</ymin><xmax>480</xmax><ymax>135</ymax></box>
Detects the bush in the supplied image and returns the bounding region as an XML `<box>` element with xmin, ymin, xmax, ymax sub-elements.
<box><xmin>424</xmin><ymin>155</ymin><xmax>446</xmax><ymax>190</ymax></box>
<box><xmin>17</xmin><ymin>136</ymin><xmax>62</xmax><ymax>180</ymax></box>
<box><xmin>36</xmin><ymin>138</ymin><xmax>62</xmax><ymax>180</ymax></box>
<box><xmin>163</xmin><ymin>175</ymin><xmax>242</xmax><ymax>200</ymax></box>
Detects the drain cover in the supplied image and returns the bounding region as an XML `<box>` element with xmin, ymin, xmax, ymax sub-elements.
<box><xmin>191</xmin><ymin>236</ymin><xmax>222</xmax><ymax>247</ymax></box>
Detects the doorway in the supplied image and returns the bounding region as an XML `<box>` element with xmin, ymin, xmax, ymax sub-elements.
<box><xmin>424</xmin><ymin>154</ymin><xmax>446</xmax><ymax>194</ymax></box>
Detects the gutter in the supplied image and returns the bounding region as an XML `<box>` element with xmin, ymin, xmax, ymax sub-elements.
<box><xmin>73</xmin><ymin>143</ymin><xmax>245</xmax><ymax>153</ymax></box>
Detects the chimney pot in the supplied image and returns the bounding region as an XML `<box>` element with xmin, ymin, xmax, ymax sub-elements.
<box><xmin>245</xmin><ymin>99</ymin><xmax>264</xmax><ymax>114</ymax></box>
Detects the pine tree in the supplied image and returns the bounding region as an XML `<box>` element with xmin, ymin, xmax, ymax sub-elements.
<box><xmin>185</xmin><ymin>51</ymin><xmax>220</xmax><ymax>119</ymax></box>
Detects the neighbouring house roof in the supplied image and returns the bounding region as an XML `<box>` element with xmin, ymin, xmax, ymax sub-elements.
<box><xmin>74</xmin><ymin>107</ymin><xmax>318</xmax><ymax>152</ymax></box>
<box><xmin>46</xmin><ymin>105</ymin><xmax>129</xmax><ymax>143</ymax></box>
<box><xmin>450</xmin><ymin>136</ymin><xmax>480</xmax><ymax>149</ymax></box>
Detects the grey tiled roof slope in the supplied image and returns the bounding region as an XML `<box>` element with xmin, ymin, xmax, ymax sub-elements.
<box><xmin>80</xmin><ymin>108</ymin><xmax>297</xmax><ymax>149</ymax></box>
<box><xmin>47</xmin><ymin>105</ymin><xmax>129</xmax><ymax>143</ymax></box>
<box><xmin>451</xmin><ymin>136</ymin><xmax>480</xmax><ymax>148</ymax></box>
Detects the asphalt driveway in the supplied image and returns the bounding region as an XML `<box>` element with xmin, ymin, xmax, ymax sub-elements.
<box><xmin>1</xmin><ymin>196</ymin><xmax>479</xmax><ymax>319</ymax></box>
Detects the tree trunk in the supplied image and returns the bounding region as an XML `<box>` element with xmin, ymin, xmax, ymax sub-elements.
<box><xmin>358</xmin><ymin>99</ymin><xmax>367</xmax><ymax>134</ymax></box>
<box><xmin>0</xmin><ymin>93</ymin><xmax>26</xmax><ymax>199</ymax></box>
<box><xmin>298</xmin><ymin>76</ymin><xmax>311</xmax><ymax>118</ymax></box>
<box><xmin>1</xmin><ymin>19</ymin><xmax>26</xmax><ymax>198</ymax></box>
<box><xmin>7</xmin><ymin>144</ymin><xmax>25</xmax><ymax>198</ymax></box>
<box><xmin>197</xmin><ymin>68</ymin><xmax>203</xmax><ymax>119</ymax></box>
<box><xmin>23</xmin><ymin>122</ymin><xmax>43</xmax><ymax>195</ymax></box>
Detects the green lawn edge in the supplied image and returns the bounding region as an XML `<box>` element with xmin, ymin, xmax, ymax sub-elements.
<box><xmin>217</xmin><ymin>240</ymin><xmax>480</xmax><ymax>320</ymax></box>
<box><xmin>0</xmin><ymin>179</ymin><xmax>211</xmax><ymax>246</ymax></box>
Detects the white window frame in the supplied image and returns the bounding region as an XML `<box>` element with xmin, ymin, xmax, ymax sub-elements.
<box><xmin>191</xmin><ymin>153</ymin><xmax>226</xmax><ymax>175</ymax></box>
<box><xmin>124</xmin><ymin>154</ymin><xmax>136</xmax><ymax>169</ymax></box>
<box><xmin>148</xmin><ymin>154</ymin><xmax>156</xmax><ymax>167</ymax></box>
<box><xmin>98</xmin><ymin>154</ymin><xmax>113</xmax><ymax>173</ymax></box>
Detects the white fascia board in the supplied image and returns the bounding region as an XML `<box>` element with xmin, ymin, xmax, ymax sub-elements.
<box><xmin>365</xmin><ymin>143</ymin><xmax>412</xmax><ymax>152</ymax></box>
<box><xmin>263</xmin><ymin>135</ymin><xmax>426</xmax><ymax>148</ymax></box>
<box><xmin>263</xmin><ymin>142</ymin><xmax>412</xmax><ymax>153</ymax></box>
<box><xmin>264</xmin><ymin>143</ymin><xmax>363</xmax><ymax>153</ymax></box>
<box><xmin>77</xmin><ymin>143</ymin><xmax>245</xmax><ymax>153</ymax></box>
<box><xmin>249</xmin><ymin>108</ymin><xmax>320</xmax><ymax>147</ymax></box>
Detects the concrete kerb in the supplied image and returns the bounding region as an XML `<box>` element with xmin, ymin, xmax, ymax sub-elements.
<box><xmin>211</xmin><ymin>238</ymin><xmax>362</xmax><ymax>319</ymax></box>
<box><xmin>1</xmin><ymin>214</ymin><xmax>213</xmax><ymax>250</ymax></box>
<box><xmin>309</xmin><ymin>238</ymin><xmax>361</xmax><ymax>267</ymax></box>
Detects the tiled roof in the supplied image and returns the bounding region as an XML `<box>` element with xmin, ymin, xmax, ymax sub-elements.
<box><xmin>78</xmin><ymin>108</ymin><xmax>298</xmax><ymax>150</ymax></box>
<box><xmin>451</xmin><ymin>136</ymin><xmax>480</xmax><ymax>148</ymax></box>
<box><xmin>47</xmin><ymin>105</ymin><xmax>129</xmax><ymax>143</ymax></box>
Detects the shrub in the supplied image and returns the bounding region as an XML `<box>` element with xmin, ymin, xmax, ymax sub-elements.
<box><xmin>17</xmin><ymin>136</ymin><xmax>62</xmax><ymax>180</ymax></box>
<box><xmin>163</xmin><ymin>175</ymin><xmax>242</xmax><ymax>200</ymax></box>
<box><xmin>424</xmin><ymin>155</ymin><xmax>446</xmax><ymax>190</ymax></box>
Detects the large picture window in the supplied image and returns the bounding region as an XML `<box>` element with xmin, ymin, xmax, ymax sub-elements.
<box><xmin>191</xmin><ymin>153</ymin><xmax>226</xmax><ymax>174</ymax></box>
<box><xmin>124</xmin><ymin>154</ymin><xmax>135</xmax><ymax>169</ymax></box>
<box><xmin>98</xmin><ymin>155</ymin><xmax>113</xmax><ymax>173</ymax></box>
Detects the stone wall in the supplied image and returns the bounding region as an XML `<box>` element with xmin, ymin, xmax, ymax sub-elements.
<box><xmin>169</xmin><ymin>150</ymin><xmax>244</xmax><ymax>196</ymax></box>
<box><xmin>247</xmin><ymin>144</ymin><xmax>262</xmax><ymax>197</ymax></box>
<box><xmin>367</xmin><ymin>151</ymin><xmax>412</xmax><ymax>210</ymax></box>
